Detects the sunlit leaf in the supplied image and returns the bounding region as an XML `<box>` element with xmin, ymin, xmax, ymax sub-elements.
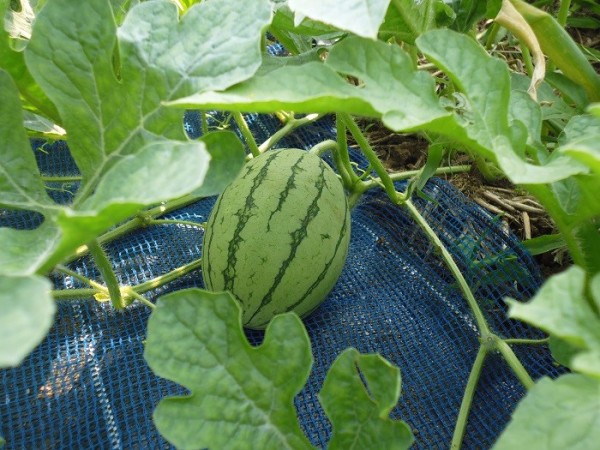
<box><xmin>145</xmin><ymin>289</ymin><xmax>314</xmax><ymax>449</ymax></box>
<box><xmin>320</xmin><ymin>348</ymin><xmax>413</xmax><ymax>449</ymax></box>
<box><xmin>288</xmin><ymin>0</ymin><xmax>390</xmax><ymax>39</ymax></box>
<box><xmin>25</xmin><ymin>0</ymin><xmax>270</xmax><ymax>187</ymax></box>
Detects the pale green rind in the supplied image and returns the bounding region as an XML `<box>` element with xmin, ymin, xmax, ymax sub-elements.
<box><xmin>145</xmin><ymin>289</ymin><xmax>314</xmax><ymax>450</ymax></box>
<box><xmin>319</xmin><ymin>348</ymin><xmax>413</xmax><ymax>450</ymax></box>
<box><xmin>0</xmin><ymin>275</ymin><xmax>55</xmax><ymax>367</ymax></box>
<box><xmin>492</xmin><ymin>374</ymin><xmax>600</xmax><ymax>450</ymax></box>
<box><xmin>203</xmin><ymin>149</ymin><xmax>350</xmax><ymax>329</ymax></box>
<box><xmin>288</xmin><ymin>0</ymin><xmax>391</xmax><ymax>39</ymax></box>
<box><xmin>0</xmin><ymin>70</ymin><xmax>55</xmax><ymax>212</ymax></box>
<box><xmin>507</xmin><ymin>266</ymin><xmax>600</xmax><ymax>378</ymax></box>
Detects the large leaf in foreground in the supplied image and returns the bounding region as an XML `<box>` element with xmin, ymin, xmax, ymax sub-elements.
<box><xmin>0</xmin><ymin>70</ymin><xmax>55</xmax><ymax>212</ymax></box>
<box><xmin>320</xmin><ymin>348</ymin><xmax>413</xmax><ymax>449</ymax></box>
<box><xmin>507</xmin><ymin>267</ymin><xmax>600</xmax><ymax>378</ymax></box>
<box><xmin>0</xmin><ymin>275</ymin><xmax>54</xmax><ymax>368</ymax></box>
<box><xmin>145</xmin><ymin>290</ymin><xmax>314</xmax><ymax>449</ymax></box>
<box><xmin>288</xmin><ymin>0</ymin><xmax>390</xmax><ymax>39</ymax></box>
<box><xmin>169</xmin><ymin>35</ymin><xmax>449</xmax><ymax>130</ymax></box>
<box><xmin>38</xmin><ymin>140</ymin><xmax>210</xmax><ymax>273</ymax></box>
<box><xmin>493</xmin><ymin>374</ymin><xmax>600</xmax><ymax>450</ymax></box>
<box><xmin>25</xmin><ymin>0</ymin><xmax>270</xmax><ymax>187</ymax></box>
<box><xmin>415</xmin><ymin>29</ymin><xmax>588</xmax><ymax>185</ymax></box>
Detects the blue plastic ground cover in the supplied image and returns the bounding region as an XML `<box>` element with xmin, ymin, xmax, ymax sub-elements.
<box><xmin>0</xmin><ymin>113</ymin><xmax>563</xmax><ymax>449</ymax></box>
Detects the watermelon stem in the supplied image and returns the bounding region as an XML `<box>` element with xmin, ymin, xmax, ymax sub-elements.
<box><xmin>233</xmin><ymin>112</ymin><xmax>260</xmax><ymax>157</ymax></box>
<box><xmin>259</xmin><ymin>113</ymin><xmax>323</xmax><ymax>154</ymax></box>
<box><xmin>88</xmin><ymin>239</ymin><xmax>126</xmax><ymax>310</ymax></box>
<box><xmin>340</xmin><ymin>113</ymin><xmax>401</xmax><ymax>204</ymax></box>
<box><xmin>404</xmin><ymin>199</ymin><xmax>491</xmax><ymax>335</ymax></box>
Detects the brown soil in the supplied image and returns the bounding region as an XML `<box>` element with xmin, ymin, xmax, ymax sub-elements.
<box><xmin>349</xmin><ymin>121</ymin><xmax>567</xmax><ymax>278</ymax></box>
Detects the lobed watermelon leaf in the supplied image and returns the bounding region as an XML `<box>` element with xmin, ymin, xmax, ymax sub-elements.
<box><xmin>144</xmin><ymin>289</ymin><xmax>412</xmax><ymax>449</ymax></box>
<box><xmin>492</xmin><ymin>374</ymin><xmax>600</xmax><ymax>450</ymax></box>
<box><xmin>25</xmin><ymin>0</ymin><xmax>270</xmax><ymax>189</ymax></box>
<box><xmin>507</xmin><ymin>267</ymin><xmax>600</xmax><ymax>378</ymax></box>
<box><xmin>145</xmin><ymin>289</ymin><xmax>314</xmax><ymax>450</ymax></box>
<box><xmin>0</xmin><ymin>0</ymin><xmax>60</xmax><ymax>123</ymax></box>
<box><xmin>0</xmin><ymin>274</ymin><xmax>54</xmax><ymax>368</ymax></box>
<box><xmin>320</xmin><ymin>348</ymin><xmax>414</xmax><ymax>449</ymax></box>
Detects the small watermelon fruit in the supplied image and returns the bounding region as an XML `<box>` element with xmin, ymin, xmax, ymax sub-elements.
<box><xmin>202</xmin><ymin>148</ymin><xmax>350</xmax><ymax>329</ymax></box>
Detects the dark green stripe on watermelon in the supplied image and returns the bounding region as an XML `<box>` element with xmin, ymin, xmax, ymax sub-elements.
<box><xmin>202</xmin><ymin>148</ymin><xmax>351</xmax><ymax>329</ymax></box>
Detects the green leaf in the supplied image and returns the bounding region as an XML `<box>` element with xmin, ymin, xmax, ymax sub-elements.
<box><xmin>170</xmin><ymin>35</ymin><xmax>449</xmax><ymax>130</ymax></box>
<box><xmin>25</xmin><ymin>0</ymin><xmax>270</xmax><ymax>187</ymax></box>
<box><xmin>379</xmin><ymin>0</ymin><xmax>452</xmax><ymax>43</ymax></box>
<box><xmin>320</xmin><ymin>348</ymin><xmax>413</xmax><ymax>450</ymax></box>
<box><xmin>511</xmin><ymin>73</ymin><xmax>577</xmax><ymax>126</ymax></box>
<box><xmin>0</xmin><ymin>274</ymin><xmax>55</xmax><ymax>367</ymax></box>
<box><xmin>507</xmin><ymin>267</ymin><xmax>600</xmax><ymax>377</ymax></box>
<box><xmin>145</xmin><ymin>289</ymin><xmax>314</xmax><ymax>450</ymax></box>
<box><xmin>561</xmin><ymin>114</ymin><xmax>600</xmax><ymax>144</ymax></box>
<box><xmin>451</xmin><ymin>0</ymin><xmax>501</xmax><ymax>32</ymax></box>
<box><xmin>522</xmin><ymin>233</ymin><xmax>565</xmax><ymax>256</ymax></box>
<box><xmin>415</xmin><ymin>29</ymin><xmax>589</xmax><ymax>184</ymax></box>
<box><xmin>192</xmin><ymin>131</ymin><xmax>246</xmax><ymax>197</ymax></box>
<box><xmin>0</xmin><ymin>69</ymin><xmax>55</xmax><ymax>212</ymax></box>
<box><xmin>0</xmin><ymin>223</ymin><xmax>60</xmax><ymax>276</ymax></box>
<box><xmin>493</xmin><ymin>374</ymin><xmax>600</xmax><ymax>450</ymax></box>
<box><xmin>288</xmin><ymin>0</ymin><xmax>391</xmax><ymax>39</ymax></box>
<box><xmin>39</xmin><ymin>141</ymin><xmax>210</xmax><ymax>273</ymax></box>
<box><xmin>0</xmin><ymin>0</ymin><xmax>60</xmax><ymax>122</ymax></box>
<box><xmin>558</xmin><ymin>136</ymin><xmax>600</xmax><ymax>174</ymax></box>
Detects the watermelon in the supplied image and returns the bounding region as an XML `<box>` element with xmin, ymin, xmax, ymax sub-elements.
<box><xmin>202</xmin><ymin>148</ymin><xmax>351</xmax><ymax>329</ymax></box>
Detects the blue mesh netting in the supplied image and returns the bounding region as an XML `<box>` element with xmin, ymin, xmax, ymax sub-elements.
<box><xmin>0</xmin><ymin>112</ymin><xmax>563</xmax><ymax>449</ymax></box>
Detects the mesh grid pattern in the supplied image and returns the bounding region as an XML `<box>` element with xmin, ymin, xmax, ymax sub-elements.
<box><xmin>0</xmin><ymin>113</ymin><xmax>563</xmax><ymax>449</ymax></box>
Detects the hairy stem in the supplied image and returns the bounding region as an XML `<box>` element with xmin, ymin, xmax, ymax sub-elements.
<box><xmin>123</xmin><ymin>287</ymin><xmax>156</xmax><ymax>309</ymax></box>
<box><xmin>503</xmin><ymin>337</ymin><xmax>549</xmax><ymax>345</ymax></box>
<box><xmin>88</xmin><ymin>240</ymin><xmax>125</xmax><ymax>310</ymax></box>
<box><xmin>41</xmin><ymin>175</ymin><xmax>83</xmax><ymax>182</ymax></box>
<box><xmin>334</xmin><ymin>115</ymin><xmax>360</xmax><ymax>190</ymax></box>
<box><xmin>341</xmin><ymin>113</ymin><xmax>399</xmax><ymax>203</ymax></box>
<box><xmin>496</xmin><ymin>339</ymin><xmax>535</xmax><ymax>389</ymax></box>
<box><xmin>63</xmin><ymin>193</ymin><xmax>200</xmax><ymax>265</ymax></box>
<box><xmin>148</xmin><ymin>219</ymin><xmax>205</xmax><ymax>229</ymax></box>
<box><xmin>258</xmin><ymin>113</ymin><xmax>323</xmax><ymax>153</ymax></box>
<box><xmin>309</xmin><ymin>139</ymin><xmax>338</xmax><ymax>156</ymax></box>
<box><xmin>134</xmin><ymin>258</ymin><xmax>203</xmax><ymax>294</ymax></box>
<box><xmin>404</xmin><ymin>199</ymin><xmax>491</xmax><ymax>335</ymax></box>
<box><xmin>233</xmin><ymin>112</ymin><xmax>260</xmax><ymax>157</ymax></box>
<box><xmin>200</xmin><ymin>111</ymin><xmax>209</xmax><ymax>135</ymax></box>
<box><xmin>451</xmin><ymin>345</ymin><xmax>488</xmax><ymax>450</ymax></box>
